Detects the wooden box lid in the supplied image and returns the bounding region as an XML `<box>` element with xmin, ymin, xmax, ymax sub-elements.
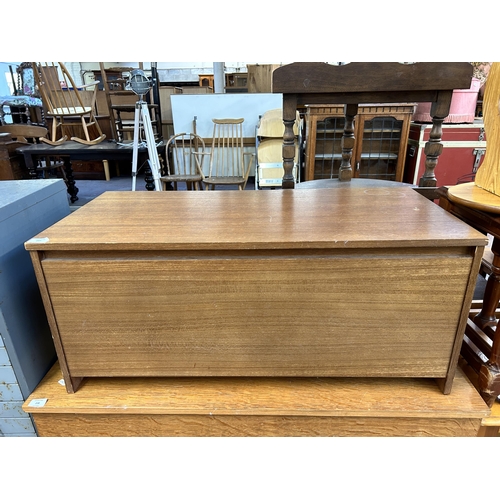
<box><xmin>25</xmin><ymin>188</ymin><xmax>487</xmax><ymax>252</ymax></box>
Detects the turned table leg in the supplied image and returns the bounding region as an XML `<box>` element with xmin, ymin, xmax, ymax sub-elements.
<box><xmin>63</xmin><ymin>157</ymin><xmax>79</xmax><ymax>203</ymax></box>
<box><xmin>474</xmin><ymin>237</ymin><xmax>500</xmax><ymax>405</ymax></box>
<box><xmin>474</xmin><ymin>238</ymin><xmax>500</xmax><ymax>329</ymax></box>
<box><xmin>478</xmin><ymin>338</ymin><xmax>500</xmax><ymax>406</ymax></box>
<box><xmin>339</xmin><ymin>104</ymin><xmax>358</xmax><ymax>182</ymax></box>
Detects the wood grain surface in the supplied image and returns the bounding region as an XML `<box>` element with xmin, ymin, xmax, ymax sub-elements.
<box><xmin>25</xmin><ymin>188</ymin><xmax>487</xmax><ymax>389</ymax></box>
<box><xmin>24</xmin><ymin>363</ymin><xmax>490</xmax><ymax>437</ymax></box>
<box><xmin>40</xmin><ymin>247</ymin><xmax>476</xmax><ymax>378</ymax></box>
<box><xmin>474</xmin><ymin>62</ymin><xmax>500</xmax><ymax>196</ymax></box>
<box><xmin>448</xmin><ymin>182</ymin><xmax>500</xmax><ymax>214</ymax></box>
<box><xmin>25</xmin><ymin>188</ymin><xmax>487</xmax><ymax>251</ymax></box>
<box><xmin>31</xmin><ymin>414</ymin><xmax>483</xmax><ymax>437</ymax></box>
<box><xmin>272</xmin><ymin>62</ymin><xmax>473</xmax><ymax>96</ymax></box>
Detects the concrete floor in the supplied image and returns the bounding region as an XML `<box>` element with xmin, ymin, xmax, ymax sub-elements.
<box><xmin>70</xmin><ymin>173</ymin><xmax>256</xmax><ymax>209</ymax></box>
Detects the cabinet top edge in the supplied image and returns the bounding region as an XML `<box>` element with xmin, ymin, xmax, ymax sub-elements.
<box><xmin>24</xmin><ymin>189</ymin><xmax>488</xmax><ymax>250</ymax></box>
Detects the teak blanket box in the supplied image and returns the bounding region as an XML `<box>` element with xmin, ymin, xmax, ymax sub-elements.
<box><xmin>25</xmin><ymin>188</ymin><xmax>487</xmax><ymax>394</ymax></box>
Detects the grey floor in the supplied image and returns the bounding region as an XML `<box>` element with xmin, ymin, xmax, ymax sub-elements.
<box><xmin>71</xmin><ymin>173</ymin><xmax>148</xmax><ymax>208</ymax></box>
<box><xmin>70</xmin><ymin>173</ymin><xmax>255</xmax><ymax>209</ymax></box>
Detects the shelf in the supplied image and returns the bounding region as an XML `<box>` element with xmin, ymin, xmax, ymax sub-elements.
<box><xmin>315</xmin><ymin>153</ymin><xmax>398</xmax><ymax>160</ymax></box>
<box><xmin>315</xmin><ymin>154</ymin><xmax>342</xmax><ymax>160</ymax></box>
<box><xmin>360</xmin><ymin>152</ymin><xmax>398</xmax><ymax>160</ymax></box>
<box><xmin>364</xmin><ymin>128</ymin><xmax>403</xmax><ymax>134</ymax></box>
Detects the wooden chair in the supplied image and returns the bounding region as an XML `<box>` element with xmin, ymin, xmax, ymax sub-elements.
<box><xmin>194</xmin><ymin>118</ymin><xmax>255</xmax><ymax>190</ymax></box>
<box><xmin>99</xmin><ymin>63</ymin><xmax>161</xmax><ymax>143</ymax></box>
<box><xmin>0</xmin><ymin>124</ymin><xmax>66</xmax><ymax>181</ymax></box>
<box><xmin>32</xmin><ymin>62</ymin><xmax>106</xmax><ymax>146</ymax></box>
<box><xmin>160</xmin><ymin>133</ymin><xmax>205</xmax><ymax>191</ymax></box>
<box><xmin>272</xmin><ymin>62</ymin><xmax>474</xmax><ymax>196</ymax></box>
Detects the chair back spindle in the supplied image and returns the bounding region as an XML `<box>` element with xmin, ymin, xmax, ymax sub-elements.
<box><xmin>196</xmin><ymin>118</ymin><xmax>254</xmax><ymax>190</ymax></box>
<box><xmin>160</xmin><ymin>132</ymin><xmax>205</xmax><ymax>190</ymax></box>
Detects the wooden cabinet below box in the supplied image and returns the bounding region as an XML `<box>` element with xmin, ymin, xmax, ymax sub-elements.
<box><xmin>305</xmin><ymin>104</ymin><xmax>414</xmax><ymax>182</ymax></box>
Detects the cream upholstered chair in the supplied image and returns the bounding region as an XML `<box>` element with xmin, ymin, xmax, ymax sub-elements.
<box><xmin>32</xmin><ymin>62</ymin><xmax>106</xmax><ymax>146</ymax></box>
<box><xmin>160</xmin><ymin>133</ymin><xmax>205</xmax><ymax>191</ymax></box>
<box><xmin>195</xmin><ymin>118</ymin><xmax>255</xmax><ymax>190</ymax></box>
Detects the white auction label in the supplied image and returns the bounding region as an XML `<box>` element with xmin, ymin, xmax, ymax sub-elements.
<box><xmin>28</xmin><ymin>398</ymin><xmax>48</xmax><ymax>408</ymax></box>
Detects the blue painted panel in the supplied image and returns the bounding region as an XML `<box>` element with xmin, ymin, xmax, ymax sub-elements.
<box><xmin>0</xmin><ymin>365</ymin><xmax>17</xmax><ymax>384</ymax></box>
<box><xmin>1</xmin><ymin>401</ymin><xmax>31</xmax><ymax>418</ymax></box>
<box><xmin>0</xmin><ymin>382</ymin><xmax>23</xmax><ymax>401</ymax></box>
<box><xmin>0</xmin><ymin>417</ymin><xmax>36</xmax><ymax>435</ymax></box>
<box><xmin>0</xmin><ymin>347</ymin><xmax>8</xmax><ymax>365</ymax></box>
<box><xmin>0</xmin><ymin>179</ymin><xmax>70</xmax><ymax>399</ymax></box>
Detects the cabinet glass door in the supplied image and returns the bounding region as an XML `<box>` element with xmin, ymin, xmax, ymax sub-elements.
<box><xmin>357</xmin><ymin>116</ymin><xmax>403</xmax><ymax>180</ymax></box>
<box><xmin>312</xmin><ymin>116</ymin><xmax>345</xmax><ymax>179</ymax></box>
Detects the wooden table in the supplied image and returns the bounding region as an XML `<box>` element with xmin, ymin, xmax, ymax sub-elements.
<box><xmin>23</xmin><ymin>361</ymin><xmax>490</xmax><ymax>437</ymax></box>
<box><xmin>16</xmin><ymin>140</ymin><xmax>166</xmax><ymax>203</ymax></box>
<box><xmin>439</xmin><ymin>183</ymin><xmax>500</xmax><ymax>406</ymax></box>
<box><xmin>25</xmin><ymin>188</ymin><xmax>487</xmax><ymax>394</ymax></box>
<box><xmin>272</xmin><ymin>62</ymin><xmax>473</xmax><ymax>189</ymax></box>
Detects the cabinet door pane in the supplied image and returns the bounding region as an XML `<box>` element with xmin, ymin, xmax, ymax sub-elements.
<box><xmin>313</xmin><ymin>116</ymin><xmax>345</xmax><ymax>179</ymax></box>
<box><xmin>358</xmin><ymin>117</ymin><xmax>402</xmax><ymax>180</ymax></box>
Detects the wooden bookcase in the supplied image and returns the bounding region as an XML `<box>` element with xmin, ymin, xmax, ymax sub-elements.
<box><xmin>225</xmin><ymin>73</ymin><xmax>248</xmax><ymax>93</ymax></box>
<box><xmin>304</xmin><ymin>104</ymin><xmax>414</xmax><ymax>182</ymax></box>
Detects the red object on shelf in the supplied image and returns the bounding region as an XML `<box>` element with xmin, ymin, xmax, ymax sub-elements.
<box><xmin>404</xmin><ymin>121</ymin><xmax>487</xmax><ymax>186</ymax></box>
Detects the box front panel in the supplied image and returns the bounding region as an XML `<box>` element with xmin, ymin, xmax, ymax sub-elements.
<box><xmin>41</xmin><ymin>248</ymin><xmax>474</xmax><ymax>378</ymax></box>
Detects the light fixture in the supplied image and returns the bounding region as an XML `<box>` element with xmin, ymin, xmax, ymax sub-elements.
<box><xmin>126</xmin><ymin>69</ymin><xmax>152</xmax><ymax>97</ymax></box>
<box><xmin>126</xmin><ymin>67</ymin><xmax>162</xmax><ymax>191</ymax></box>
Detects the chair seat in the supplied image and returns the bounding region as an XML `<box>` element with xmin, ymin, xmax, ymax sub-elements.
<box><xmin>161</xmin><ymin>174</ymin><xmax>202</xmax><ymax>182</ymax></box>
<box><xmin>204</xmin><ymin>176</ymin><xmax>246</xmax><ymax>185</ymax></box>
<box><xmin>49</xmin><ymin>106</ymin><xmax>92</xmax><ymax>115</ymax></box>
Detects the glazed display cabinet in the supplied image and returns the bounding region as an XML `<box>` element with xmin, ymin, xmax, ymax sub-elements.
<box><xmin>304</xmin><ymin>104</ymin><xmax>415</xmax><ymax>182</ymax></box>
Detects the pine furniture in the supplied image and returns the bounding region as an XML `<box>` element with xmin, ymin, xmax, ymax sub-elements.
<box><xmin>22</xmin><ymin>361</ymin><xmax>490</xmax><ymax>437</ymax></box>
